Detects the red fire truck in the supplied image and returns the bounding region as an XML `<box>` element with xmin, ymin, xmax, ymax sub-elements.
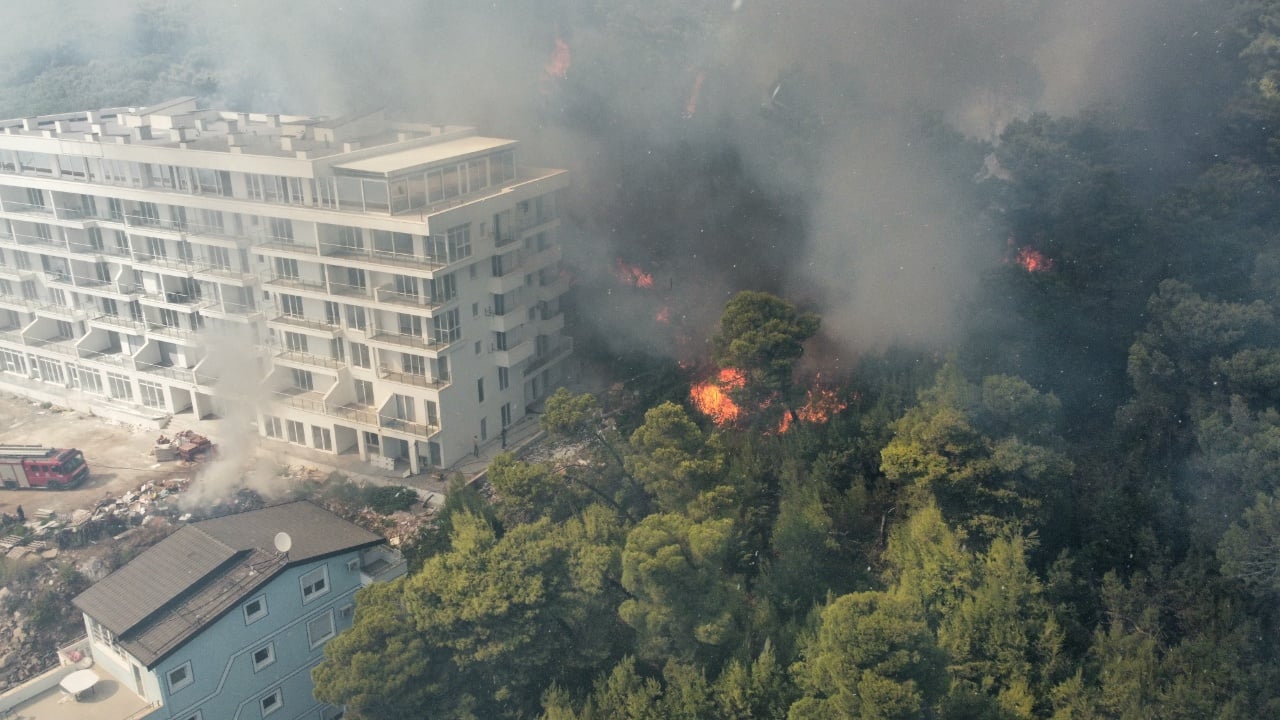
<box><xmin>0</xmin><ymin>445</ymin><xmax>90</xmax><ymax>489</ymax></box>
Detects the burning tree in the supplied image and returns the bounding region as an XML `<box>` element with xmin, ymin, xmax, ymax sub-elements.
<box><xmin>711</xmin><ymin>291</ymin><xmax>820</xmax><ymax>421</ymax></box>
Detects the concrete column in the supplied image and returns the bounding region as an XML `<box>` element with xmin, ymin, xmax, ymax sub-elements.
<box><xmin>190</xmin><ymin>391</ymin><xmax>205</xmax><ymax>419</ymax></box>
<box><xmin>356</xmin><ymin>429</ymin><xmax>369</xmax><ymax>461</ymax></box>
<box><xmin>408</xmin><ymin>445</ymin><xmax>420</xmax><ymax>475</ymax></box>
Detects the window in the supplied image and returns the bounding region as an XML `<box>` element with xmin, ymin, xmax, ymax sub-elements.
<box><xmin>260</xmin><ymin>688</ymin><xmax>283</xmax><ymax>717</ymax></box>
<box><xmin>178</xmin><ymin>712</ymin><xmax>203</xmax><ymax>720</ymax></box>
<box><xmin>425</xmin><ymin>400</ymin><xmax>438</xmax><ymax>427</ymax></box>
<box><xmin>139</xmin><ymin>380</ymin><xmax>165</xmax><ymax>409</ymax></box>
<box><xmin>345</xmin><ymin>304</ymin><xmax>365</xmax><ymax>330</ymax></box>
<box><xmin>167</xmin><ymin>661</ymin><xmax>193</xmax><ymax>693</ymax></box>
<box><xmin>324</xmin><ymin>301</ymin><xmax>341</xmax><ymax>326</ymax></box>
<box><xmin>301</xmin><ymin>566</ymin><xmax>329</xmax><ymax>603</ymax></box>
<box><xmin>81</xmin><ymin>369</ymin><xmax>103</xmax><ymax>395</ymax></box>
<box><xmin>350</xmin><ymin>342</ymin><xmax>371</xmax><ymax>369</ymax></box>
<box><xmin>477</xmin><ymin>378</ymin><xmax>485</xmax><ymax>403</ymax></box>
<box><xmin>262</xmin><ymin>416</ymin><xmax>282</xmax><ymax>440</ymax></box>
<box><xmin>312</xmin><ymin>426</ymin><xmax>332</xmax><ymax>451</ymax></box>
<box><xmin>268</xmin><ymin>217</ymin><xmax>294</xmax><ymax>242</ymax></box>
<box><xmin>107</xmin><ymin>372</ymin><xmax>133</xmax><ymax>401</ymax></box>
<box><xmin>428</xmin><ymin>273</ymin><xmax>456</xmax><ymax>303</ymax></box>
<box><xmin>286</xmin><ymin>419</ymin><xmax>306</xmax><ymax>444</ymax></box>
<box><xmin>320</xmin><ymin>704</ymin><xmax>345</xmax><ymax>720</ymax></box>
<box><xmin>244</xmin><ymin>595</ymin><xmax>268</xmax><ymax>624</ymax></box>
<box><xmin>278</xmin><ymin>294</ymin><xmax>303</xmax><ymax>318</ymax></box>
<box><xmin>472</xmin><ymin>302</ymin><xmax>479</xmax><ymax>317</ymax></box>
<box><xmin>273</xmin><ymin>256</ymin><xmax>299</xmax><ymax>279</ymax></box>
<box><xmin>284</xmin><ymin>331</ymin><xmax>308</xmax><ymax>353</ymax></box>
<box><xmin>446</xmin><ymin>224</ymin><xmax>471</xmax><ymax>261</ymax></box>
<box><xmin>402</xmin><ymin>353</ymin><xmax>426</xmax><ymax>377</ymax></box>
<box><xmin>432</xmin><ymin>308</ymin><xmax>461</xmax><ymax>344</ymax></box>
<box><xmin>307</xmin><ymin>610</ymin><xmax>336</xmax><ymax>648</ymax></box>
<box><xmin>290</xmin><ymin>368</ymin><xmax>313</xmax><ymax>391</ymax></box>
<box><xmin>501</xmin><ymin>402</ymin><xmax>512</xmax><ymax>428</ymax></box>
<box><xmin>354</xmin><ymin>379</ymin><xmax>375</xmax><ymax>406</ymax></box>
<box><xmin>392</xmin><ymin>274</ymin><xmax>418</xmax><ymax>298</ymax></box>
<box><xmin>55</xmin><ymin>320</ymin><xmax>74</xmax><ymax>338</ymax></box>
<box><xmin>251</xmin><ymin>643</ymin><xmax>275</xmax><ymax>672</ymax></box>
<box><xmin>498</xmin><ymin>366</ymin><xmax>509</xmax><ymax>391</ymax></box>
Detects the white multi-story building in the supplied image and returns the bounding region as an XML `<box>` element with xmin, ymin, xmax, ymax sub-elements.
<box><xmin>0</xmin><ymin>97</ymin><xmax>571</xmax><ymax>471</ymax></box>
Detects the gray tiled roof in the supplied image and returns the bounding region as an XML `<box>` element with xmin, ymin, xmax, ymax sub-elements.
<box><xmin>72</xmin><ymin>501</ymin><xmax>384</xmax><ymax>667</ymax></box>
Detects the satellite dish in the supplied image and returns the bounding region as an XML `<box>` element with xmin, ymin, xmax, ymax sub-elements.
<box><xmin>273</xmin><ymin>532</ymin><xmax>292</xmax><ymax>554</ymax></box>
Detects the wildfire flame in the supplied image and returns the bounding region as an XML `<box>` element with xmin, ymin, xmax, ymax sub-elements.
<box><xmin>615</xmin><ymin>259</ymin><xmax>655</xmax><ymax>288</ymax></box>
<box><xmin>1013</xmin><ymin>246</ymin><xmax>1053</xmax><ymax>273</ymax></box>
<box><xmin>776</xmin><ymin>378</ymin><xmax>848</xmax><ymax>433</ymax></box>
<box><xmin>656</xmin><ymin>306</ymin><xmax>671</xmax><ymax>324</ymax></box>
<box><xmin>544</xmin><ymin>36</ymin><xmax>572</xmax><ymax>80</ymax></box>
<box><xmin>690</xmin><ymin>368</ymin><xmax>746</xmax><ymax>426</ymax></box>
<box><xmin>684</xmin><ymin>70</ymin><xmax>705</xmax><ymax>118</ymax></box>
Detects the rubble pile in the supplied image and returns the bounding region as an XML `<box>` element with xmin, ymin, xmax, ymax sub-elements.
<box><xmin>152</xmin><ymin>430</ymin><xmax>215</xmax><ymax>462</ymax></box>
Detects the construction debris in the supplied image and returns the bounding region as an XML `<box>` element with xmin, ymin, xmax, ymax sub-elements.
<box><xmin>153</xmin><ymin>430</ymin><xmax>215</xmax><ymax>462</ymax></box>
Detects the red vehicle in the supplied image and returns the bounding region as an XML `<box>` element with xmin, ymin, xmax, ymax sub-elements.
<box><xmin>0</xmin><ymin>445</ymin><xmax>90</xmax><ymax>489</ymax></box>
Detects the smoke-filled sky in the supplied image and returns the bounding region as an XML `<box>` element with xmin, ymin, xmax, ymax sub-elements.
<box><xmin>5</xmin><ymin>0</ymin><xmax>1238</xmax><ymax>358</ymax></box>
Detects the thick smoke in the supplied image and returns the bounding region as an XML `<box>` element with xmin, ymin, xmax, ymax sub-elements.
<box><xmin>2</xmin><ymin>0</ymin><xmax>1232</xmax><ymax>358</ymax></box>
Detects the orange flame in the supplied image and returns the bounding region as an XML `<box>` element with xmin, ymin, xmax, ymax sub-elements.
<box><xmin>684</xmin><ymin>70</ymin><xmax>705</xmax><ymax>118</ymax></box>
<box><xmin>544</xmin><ymin>36</ymin><xmax>572</xmax><ymax>81</ymax></box>
<box><xmin>615</xmin><ymin>259</ymin><xmax>655</xmax><ymax>288</ymax></box>
<box><xmin>776</xmin><ymin>377</ymin><xmax>848</xmax><ymax>433</ymax></box>
<box><xmin>691</xmin><ymin>368</ymin><xmax>746</xmax><ymax>426</ymax></box>
<box><xmin>1014</xmin><ymin>246</ymin><xmax>1053</xmax><ymax>273</ymax></box>
<box><xmin>656</xmin><ymin>306</ymin><xmax>671</xmax><ymax>324</ymax></box>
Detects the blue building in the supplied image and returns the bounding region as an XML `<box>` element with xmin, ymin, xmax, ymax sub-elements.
<box><xmin>71</xmin><ymin>500</ymin><xmax>406</xmax><ymax>720</ymax></box>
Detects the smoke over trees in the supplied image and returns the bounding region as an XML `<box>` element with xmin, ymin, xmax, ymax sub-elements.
<box><xmin>9</xmin><ymin>0</ymin><xmax>1280</xmax><ymax>717</ymax></box>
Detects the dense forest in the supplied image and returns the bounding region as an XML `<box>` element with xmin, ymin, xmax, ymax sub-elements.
<box><xmin>9</xmin><ymin>0</ymin><xmax>1280</xmax><ymax>717</ymax></box>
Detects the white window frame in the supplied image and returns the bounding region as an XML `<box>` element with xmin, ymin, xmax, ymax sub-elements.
<box><xmin>243</xmin><ymin>594</ymin><xmax>268</xmax><ymax>624</ymax></box>
<box><xmin>167</xmin><ymin>660</ymin><xmax>194</xmax><ymax>693</ymax></box>
<box><xmin>251</xmin><ymin>642</ymin><xmax>276</xmax><ymax>672</ymax></box>
<box><xmin>300</xmin><ymin>566</ymin><xmax>330</xmax><ymax>604</ymax></box>
<box><xmin>307</xmin><ymin>610</ymin><xmax>336</xmax><ymax>649</ymax></box>
<box><xmin>178</xmin><ymin>712</ymin><xmax>203</xmax><ymax>720</ymax></box>
<box><xmin>260</xmin><ymin>687</ymin><xmax>283</xmax><ymax>717</ymax></box>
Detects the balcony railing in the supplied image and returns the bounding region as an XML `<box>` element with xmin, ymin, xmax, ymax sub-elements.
<box><xmin>274</xmin><ymin>348</ymin><xmax>345</xmax><ymax>370</ymax></box>
<box><xmin>90</xmin><ymin>314</ymin><xmax>147</xmax><ymax>333</ymax></box>
<box><xmin>377</xmin><ymin>365</ymin><xmax>448</xmax><ymax>390</ymax></box>
<box><xmin>372</xmin><ymin>285</ymin><xmax>446</xmax><ymax>310</ymax></box>
<box><xmin>524</xmin><ymin>337</ymin><xmax>574</xmax><ymax>376</ymax></box>
<box><xmin>268</xmin><ymin>314</ymin><xmax>341</xmax><ymax>334</ymax></box>
<box><xmin>379</xmin><ymin>416</ymin><xmax>440</xmax><ymax>438</ymax></box>
<box><xmin>262</xmin><ymin>274</ymin><xmax>328</xmax><ymax>293</ymax></box>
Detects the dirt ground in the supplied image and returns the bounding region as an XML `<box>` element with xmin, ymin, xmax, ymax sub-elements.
<box><xmin>0</xmin><ymin>393</ymin><xmax>180</xmax><ymax>517</ymax></box>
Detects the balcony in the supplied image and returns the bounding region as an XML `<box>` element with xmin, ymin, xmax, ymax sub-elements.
<box><xmin>135</xmin><ymin>361</ymin><xmax>201</xmax><ymax>386</ymax></box>
<box><xmin>257</xmin><ymin>236</ymin><xmax>321</xmax><ymax>256</ymax></box>
<box><xmin>67</xmin><ymin>241</ymin><xmax>131</xmax><ymax>259</ymax></box>
<box><xmin>377</xmin><ymin>365</ymin><xmax>449</xmax><ymax>390</ymax></box>
<box><xmin>145</xmin><ymin>323</ymin><xmax>200</xmax><ymax>343</ymax></box>
<box><xmin>262</xmin><ymin>273</ymin><xmax>328</xmax><ymax>294</ymax></box>
<box><xmin>0</xmin><ymin>265</ymin><xmax>35</xmax><ymax>280</ymax></box>
<box><xmin>379</xmin><ymin>415</ymin><xmax>440</xmax><ymax>438</ymax></box>
<box><xmin>0</xmin><ymin>636</ymin><xmax>159</xmax><ymax>720</ymax></box>
<box><xmin>322</xmin><ymin>244</ymin><xmax>447</xmax><ymax>272</ymax></box>
<box><xmin>358</xmin><ymin>546</ymin><xmax>408</xmax><ymax>585</ymax></box>
<box><xmin>88</xmin><ymin>314</ymin><xmax>147</xmax><ymax>335</ymax></box>
<box><xmin>273</xmin><ymin>348</ymin><xmax>346</xmax><ymax>371</ymax></box>
<box><xmin>0</xmin><ymin>295</ymin><xmax>37</xmax><ymax>312</ymax></box>
<box><xmin>333</xmin><ymin>403</ymin><xmax>379</xmax><ymax>426</ymax></box>
<box><xmin>325</xmin><ymin>279</ymin><xmax>370</xmax><ymax>298</ymax></box>
<box><xmin>138</xmin><ymin>291</ymin><xmax>212</xmax><ymax>311</ymax></box>
<box><xmin>131</xmin><ymin>254</ymin><xmax>199</xmax><ymax>276</ymax></box>
<box><xmin>26</xmin><ymin>336</ymin><xmax>80</xmax><ymax>357</ymax></box>
<box><xmin>272</xmin><ymin>388</ymin><xmax>330</xmax><ymax>415</ymax></box>
<box><xmin>366</xmin><ymin>329</ymin><xmax>454</xmax><ymax>353</ymax></box>
<box><xmin>34</xmin><ymin>303</ymin><xmax>86</xmax><ymax>320</ymax></box>
<box><xmin>267</xmin><ymin>314</ymin><xmax>341</xmax><ymax>337</ymax></box>
<box><xmin>79</xmin><ymin>349</ymin><xmax>136</xmax><ymax>370</ymax></box>
<box><xmin>0</xmin><ymin>200</ymin><xmax>54</xmax><ymax>217</ymax></box>
<box><xmin>14</xmin><ymin>231</ymin><xmax>69</xmax><ymax>252</ymax></box>
<box><xmin>524</xmin><ymin>337</ymin><xmax>574</xmax><ymax>377</ymax></box>
<box><xmin>493</xmin><ymin>339</ymin><xmax>535</xmax><ymax>368</ymax></box>
<box><xmin>372</xmin><ymin>285</ymin><xmax>443</xmax><ymax>311</ymax></box>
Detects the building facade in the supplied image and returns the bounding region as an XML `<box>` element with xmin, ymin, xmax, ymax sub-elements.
<box><xmin>72</xmin><ymin>501</ymin><xmax>407</xmax><ymax>720</ymax></box>
<box><xmin>0</xmin><ymin>97</ymin><xmax>572</xmax><ymax>470</ymax></box>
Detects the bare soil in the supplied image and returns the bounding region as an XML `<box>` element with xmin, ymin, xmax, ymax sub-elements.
<box><xmin>0</xmin><ymin>393</ymin><xmax>181</xmax><ymax>516</ymax></box>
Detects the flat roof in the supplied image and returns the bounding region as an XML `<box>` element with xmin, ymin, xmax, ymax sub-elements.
<box><xmin>335</xmin><ymin>135</ymin><xmax>515</xmax><ymax>177</ymax></box>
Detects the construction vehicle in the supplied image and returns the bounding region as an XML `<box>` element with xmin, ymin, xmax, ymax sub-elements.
<box><xmin>0</xmin><ymin>445</ymin><xmax>90</xmax><ymax>489</ymax></box>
